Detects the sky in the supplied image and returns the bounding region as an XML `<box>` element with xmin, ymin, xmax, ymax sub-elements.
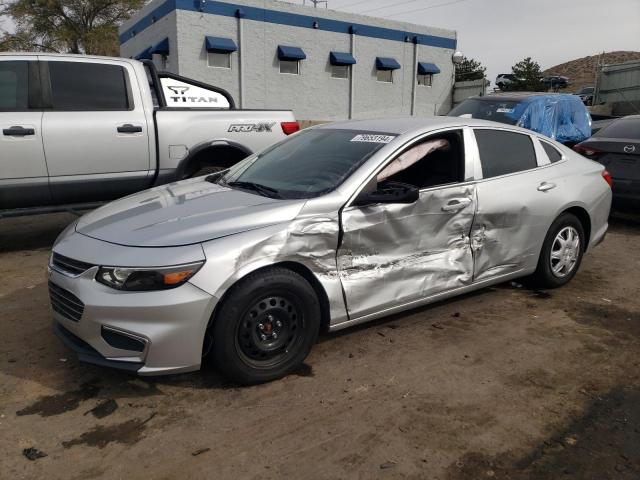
<box><xmin>288</xmin><ymin>0</ymin><xmax>640</xmax><ymax>85</ymax></box>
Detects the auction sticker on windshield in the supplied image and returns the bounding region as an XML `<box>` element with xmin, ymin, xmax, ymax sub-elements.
<box><xmin>350</xmin><ymin>134</ymin><xmax>396</xmax><ymax>143</ymax></box>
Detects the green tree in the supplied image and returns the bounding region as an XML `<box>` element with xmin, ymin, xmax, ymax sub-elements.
<box><xmin>454</xmin><ymin>56</ymin><xmax>487</xmax><ymax>82</ymax></box>
<box><xmin>510</xmin><ymin>57</ymin><xmax>546</xmax><ymax>91</ymax></box>
<box><xmin>0</xmin><ymin>0</ymin><xmax>145</xmax><ymax>56</ymax></box>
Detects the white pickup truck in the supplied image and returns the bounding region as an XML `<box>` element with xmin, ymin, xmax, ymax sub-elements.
<box><xmin>0</xmin><ymin>53</ymin><xmax>298</xmax><ymax>216</ymax></box>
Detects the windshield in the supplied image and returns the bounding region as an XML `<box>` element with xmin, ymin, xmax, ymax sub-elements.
<box><xmin>448</xmin><ymin>98</ymin><xmax>523</xmax><ymax>125</ymax></box>
<box><xmin>217</xmin><ymin>129</ymin><xmax>395</xmax><ymax>199</ymax></box>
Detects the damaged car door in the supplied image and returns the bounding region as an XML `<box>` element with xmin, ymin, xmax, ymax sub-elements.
<box><xmin>338</xmin><ymin>129</ymin><xmax>477</xmax><ymax>319</ymax></box>
<box><xmin>470</xmin><ymin>128</ymin><xmax>564</xmax><ymax>281</ymax></box>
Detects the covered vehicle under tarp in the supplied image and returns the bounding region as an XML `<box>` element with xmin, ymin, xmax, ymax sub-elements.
<box><xmin>514</xmin><ymin>94</ymin><xmax>592</xmax><ymax>144</ymax></box>
<box><xmin>449</xmin><ymin>93</ymin><xmax>592</xmax><ymax>144</ymax></box>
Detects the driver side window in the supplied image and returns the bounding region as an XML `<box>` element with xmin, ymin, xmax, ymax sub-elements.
<box><xmin>377</xmin><ymin>129</ymin><xmax>465</xmax><ymax>189</ymax></box>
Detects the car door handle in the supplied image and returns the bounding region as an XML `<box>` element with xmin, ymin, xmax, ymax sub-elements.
<box><xmin>117</xmin><ymin>124</ymin><xmax>143</xmax><ymax>134</ymax></box>
<box><xmin>3</xmin><ymin>126</ymin><xmax>35</xmax><ymax>136</ymax></box>
<box><xmin>537</xmin><ymin>182</ymin><xmax>557</xmax><ymax>192</ymax></box>
<box><xmin>442</xmin><ymin>197</ymin><xmax>472</xmax><ymax>212</ymax></box>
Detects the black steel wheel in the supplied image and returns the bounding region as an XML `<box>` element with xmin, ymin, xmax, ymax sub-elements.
<box><xmin>210</xmin><ymin>267</ymin><xmax>321</xmax><ymax>384</ymax></box>
<box><xmin>235</xmin><ymin>295</ymin><xmax>304</xmax><ymax>368</ymax></box>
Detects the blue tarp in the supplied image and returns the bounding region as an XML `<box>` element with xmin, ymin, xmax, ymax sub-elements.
<box><xmin>376</xmin><ymin>57</ymin><xmax>401</xmax><ymax>70</ymax></box>
<box><xmin>418</xmin><ymin>62</ymin><xmax>440</xmax><ymax>74</ymax></box>
<box><xmin>150</xmin><ymin>38</ymin><xmax>169</xmax><ymax>55</ymax></box>
<box><xmin>277</xmin><ymin>45</ymin><xmax>306</xmax><ymax>61</ymax></box>
<box><xmin>511</xmin><ymin>94</ymin><xmax>592</xmax><ymax>144</ymax></box>
<box><xmin>330</xmin><ymin>51</ymin><xmax>356</xmax><ymax>65</ymax></box>
<box><xmin>205</xmin><ymin>36</ymin><xmax>238</xmax><ymax>53</ymax></box>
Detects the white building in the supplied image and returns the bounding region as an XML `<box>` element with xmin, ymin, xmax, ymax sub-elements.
<box><xmin>120</xmin><ymin>0</ymin><xmax>458</xmax><ymax>121</ymax></box>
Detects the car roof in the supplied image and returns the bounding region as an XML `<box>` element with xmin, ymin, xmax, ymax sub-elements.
<box><xmin>611</xmin><ymin>115</ymin><xmax>640</xmax><ymax>122</ymax></box>
<box><xmin>474</xmin><ymin>92</ymin><xmax>565</xmax><ymax>101</ymax></box>
<box><xmin>315</xmin><ymin>116</ymin><xmax>532</xmax><ymax>135</ymax></box>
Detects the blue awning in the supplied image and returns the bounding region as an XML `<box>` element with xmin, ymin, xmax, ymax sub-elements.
<box><xmin>278</xmin><ymin>45</ymin><xmax>306</xmax><ymax>61</ymax></box>
<box><xmin>330</xmin><ymin>51</ymin><xmax>356</xmax><ymax>66</ymax></box>
<box><xmin>418</xmin><ymin>62</ymin><xmax>441</xmax><ymax>75</ymax></box>
<box><xmin>149</xmin><ymin>38</ymin><xmax>169</xmax><ymax>55</ymax></box>
<box><xmin>135</xmin><ymin>47</ymin><xmax>153</xmax><ymax>60</ymax></box>
<box><xmin>376</xmin><ymin>57</ymin><xmax>401</xmax><ymax>71</ymax></box>
<box><xmin>205</xmin><ymin>36</ymin><xmax>238</xmax><ymax>53</ymax></box>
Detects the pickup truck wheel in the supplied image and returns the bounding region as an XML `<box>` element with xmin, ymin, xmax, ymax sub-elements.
<box><xmin>210</xmin><ymin>268</ymin><xmax>321</xmax><ymax>385</ymax></box>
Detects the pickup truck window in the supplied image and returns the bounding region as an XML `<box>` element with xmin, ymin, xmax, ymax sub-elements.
<box><xmin>0</xmin><ymin>61</ymin><xmax>28</xmax><ymax>111</ymax></box>
<box><xmin>48</xmin><ymin>62</ymin><xmax>131</xmax><ymax>111</ymax></box>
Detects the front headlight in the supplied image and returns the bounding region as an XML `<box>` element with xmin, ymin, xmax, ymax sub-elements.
<box><xmin>96</xmin><ymin>262</ymin><xmax>204</xmax><ymax>291</ymax></box>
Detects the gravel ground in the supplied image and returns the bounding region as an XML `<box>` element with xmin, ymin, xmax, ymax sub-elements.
<box><xmin>0</xmin><ymin>212</ymin><xmax>639</xmax><ymax>480</ymax></box>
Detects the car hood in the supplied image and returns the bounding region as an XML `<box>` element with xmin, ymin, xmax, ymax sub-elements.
<box><xmin>76</xmin><ymin>178</ymin><xmax>306</xmax><ymax>247</ymax></box>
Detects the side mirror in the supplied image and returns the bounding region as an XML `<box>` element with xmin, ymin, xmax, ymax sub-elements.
<box><xmin>353</xmin><ymin>181</ymin><xmax>419</xmax><ymax>206</ymax></box>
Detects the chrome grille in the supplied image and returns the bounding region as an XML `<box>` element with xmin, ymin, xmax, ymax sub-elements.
<box><xmin>51</xmin><ymin>253</ymin><xmax>93</xmax><ymax>276</ymax></box>
<box><xmin>49</xmin><ymin>281</ymin><xmax>85</xmax><ymax>322</ymax></box>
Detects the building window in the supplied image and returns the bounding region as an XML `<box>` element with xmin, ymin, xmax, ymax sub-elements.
<box><xmin>280</xmin><ymin>60</ymin><xmax>300</xmax><ymax>75</ymax></box>
<box><xmin>417</xmin><ymin>73</ymin><xmax>433</xmax><ymax>86</ymax></box>
<box><xmin>208</xmin><ymin>52</ymin><xmax>231</xmax><ymax>69</ymax></box>
<box><xmin>160</xmin><ymin>55</ymin><xmax>168</xmax><ymax>70</ymax></box>
<box><xmin>332</xmin><ymin>65</ymin><xmax>349</xmax><ymax>79</ymax></box>
<box><xmin>377</xmin><ymin>69</ymin><xmax>393</xmax><ymax>83</ymax></box>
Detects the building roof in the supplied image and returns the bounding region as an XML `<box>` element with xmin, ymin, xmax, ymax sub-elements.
<box><xmin>120</xmin><ymin>0</ymin><xmax>457</xmax><ymax>50</ymax></box>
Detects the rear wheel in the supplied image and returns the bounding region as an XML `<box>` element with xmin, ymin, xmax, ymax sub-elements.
<box><xmin>529</xmin><ymin>213</ymin><xmax>585</xmax><ymax>288</ymax></box>
<box><xmin>210</xmin><ymin>268</ymin><xmax>321</xmax><ymax>384</ymax></box>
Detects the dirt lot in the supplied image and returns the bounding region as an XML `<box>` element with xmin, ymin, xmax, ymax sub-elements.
<box><xmin>1</xmin><ymin>212</ymin><xmax>639</xmax><ymax>480</ymax></box>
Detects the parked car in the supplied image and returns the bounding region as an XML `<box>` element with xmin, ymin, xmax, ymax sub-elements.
<box><xmin>49</xmin><ymin>117</ymin><xmax>612</xmax><ymax>384</ymax></box>
<box><xmin>0</xmin><ymin>53</ymin><xmax>297</xmax><ymax>216</ymax></box>
<box><xmin>542</xmin><ymin>75</ymin><xmax>569</xmax><ymax>89</ymax></box>
<box><xmin>574</xmin><ymin>115</ymin><xmax>640</xmax><ymax>208</ymax></box>
<box><xmin>495</xmin><ymin>73</ymin><xmax>519</xmax><ymax>90</ymax></box>
<box><xmin>575</xmin><ymin>86</ymin><xmax>595</xmax><ymax>106</ymax></box>
<box><xmin>448</xmin><ymin>92</ymin><xmax>592</xmax><ymax>145</ymax></box>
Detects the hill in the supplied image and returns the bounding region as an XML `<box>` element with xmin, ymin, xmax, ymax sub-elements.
<box><xmin>544</xmin><ymin>51</ymin><xmax>640</xmax><ymax>92</ymax></box>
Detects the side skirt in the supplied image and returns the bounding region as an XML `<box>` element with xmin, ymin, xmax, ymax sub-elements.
<box><xmin>328</xmin><ymin>268</ymin><xmax>528</xmax><ymax>332</ymax></box>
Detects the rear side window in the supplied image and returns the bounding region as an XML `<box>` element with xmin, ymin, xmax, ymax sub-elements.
<box><xmin>475</xmin><ymin>129</ymin><xmax>537</xmax><ymax>178</ymax></box>
<box><xmin>0</xmin><ymin>61</ymin><xmax>28</xmax><ymax>111</ymax></box>
<box><xmin>541</xmin><ymin>141</ymin><xmax>563</xmax><ymax>163</ymax></box>
<box><xmin>48</xmin><ymin>61</ymin><xmax>130</xmax><ymax>111</ymax></box>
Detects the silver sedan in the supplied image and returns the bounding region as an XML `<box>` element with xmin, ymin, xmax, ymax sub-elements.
<box><xmin>49</xmin><ymin>117</ymin><xmax>612</xmax><ymax>384</ymax></box>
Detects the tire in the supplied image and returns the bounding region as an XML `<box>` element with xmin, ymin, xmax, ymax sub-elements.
<box><xmin>529</xmin><ymin>213</ymin><xmax>585</xmax><ymax>289</ymax></box>
<box><xmin>210</xmin><ymin>268</ymin><xmax>321</xmax><ymax>385</ymax></box>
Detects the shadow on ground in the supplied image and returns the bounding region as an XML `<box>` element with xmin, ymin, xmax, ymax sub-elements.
<box><xmin>448</xmin><ymin>386</ymin><xmax>640</xmax><ymax>479</ymax></box>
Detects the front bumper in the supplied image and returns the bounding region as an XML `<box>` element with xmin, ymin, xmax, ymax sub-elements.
<box><xmin>48</xmin><ymin>264</ymin><xmax>216</xmax><ymax>376</ymax></box>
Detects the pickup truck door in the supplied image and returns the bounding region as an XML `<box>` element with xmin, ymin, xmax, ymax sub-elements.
<box><xmin>0</xmin><ymin>58</ymin><xmax>51</xmax><ymax>209</ymax></box>
<box><xmin>41</xmin><ymin>58</ymin><xmax>151</xmax><ymax>204</ymax></box>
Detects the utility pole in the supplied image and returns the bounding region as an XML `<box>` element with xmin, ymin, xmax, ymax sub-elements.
<box><xmin>303</xmin><ymin>0</ymin><xmax>328</xmax><ymax>8</ymax></box>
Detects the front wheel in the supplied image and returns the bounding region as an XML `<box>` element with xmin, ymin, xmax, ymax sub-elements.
<box><xmin>210</xmin><ymin>268</ymin><xmax>321</xmax><ymax>384</ymax></box>
<box><xmin>529</xmin><ymin>213</ymin><xmax>585</xmax><ymax>289</ymax></box>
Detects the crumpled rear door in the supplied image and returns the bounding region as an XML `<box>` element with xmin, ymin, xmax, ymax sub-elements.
<box><xmin>337</xmin><ymin>185</ymin><xmax>476</xmax><ymax>319</ymax></box>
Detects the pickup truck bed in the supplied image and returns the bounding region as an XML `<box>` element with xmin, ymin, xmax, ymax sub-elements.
<box><xmin>0</xmin><ymin>53</ymin><xmax>298</xmax><ymax>216</ymax></box>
